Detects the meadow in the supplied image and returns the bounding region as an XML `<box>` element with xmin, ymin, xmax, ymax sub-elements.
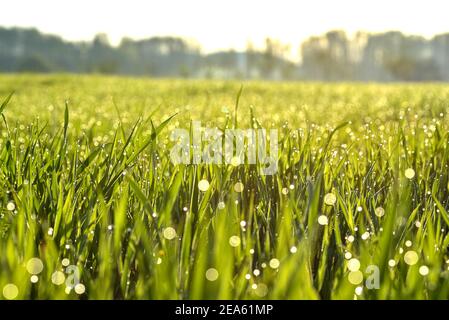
<box><xmin>1</xmin><ymin>74</ymin><xmax>449</xmax><ymax>299</ymax></box>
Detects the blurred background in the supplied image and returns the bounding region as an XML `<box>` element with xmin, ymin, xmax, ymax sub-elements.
<box><xmin>1</xmin><ymin>0</ymin><xmax>448</xmax><ymax>81</ymax></box>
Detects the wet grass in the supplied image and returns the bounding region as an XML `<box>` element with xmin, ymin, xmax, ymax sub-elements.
<box><xmin>1</xmin><ymin>74</ymin><xmax>449</xmax><ymax>299</ymax></box>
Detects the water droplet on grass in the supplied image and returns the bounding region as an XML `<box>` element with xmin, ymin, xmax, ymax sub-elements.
<box><xmin>6</xmin><ymin>202</ymin><xmax>15</xmax><ymax>211</ymax></box>
<box><xmin>254</xmin><ymin>283</ymin><xmax>268</xmax><ymax>297</ymax></box>
<box><xmin>62</xmin><ymin>258</ymin><xmax>70</xmax><ymax>267</ymax></box>
<box><xmin>348</xmin><ymin>271</ymin><xmax>363</xmax><ymax>285</ymax></box>
<box><xmin>51</xmin><ymin>271</ymin><xmax>65</xmax><ymax>285</ymax></box>
<box><xmin>26</xmin><ymin>258</ymin><xmax>44</xmax><ymax>275</ymax></box>
<box><xmin>405</xmin><ymin>168</ymin><xmax>415</xmax><ymax>179</ymax></box>
<box><xmin>269</xmin><ymin>258</ymin><xmax>280</xmax><ymax>269</ymax></box>
<box><xmin>234</xmin><ymin>182</ymin><xmax>244</xmax><ymax>193</ymax></box>
<box><xmin>347</xmin><ymin>258</ymin><xmax>361</xmax><ymax>271</ymax></box>
<box><xmin>198</xmin><ymin>179</ymin><xmax>210</xmax><ymax>192</ymax></box>
<box><xmin>2</xmin><ymin>284</ymin><xmax>18</xmax><ymax>300</ymax></box>
<box><xmin>229</xmin><ymin>235</ymin><xmax>241</xmax><ymax>247</ymax></box>
<box><xmin>324</xmin><ymin>193</ymin><xmax>337</xmax><ymax>206</ymax></box>
<box><xmin>230</xmin><ymin>156</ymin><xmax>241</xmax><ymax>167</ymax></box>
<box><xmin>375</xmin><ymin>207</ymin><xmax>385</xmax><ymax>217</ymax></box>
<box><xmin>419</xmin><ymin>265</ymin><xmax>429</xmax><ymax>276</ymax></box>
<box><xmin>163</xmin><ymin>227</ymin><xmax>177</xmax><ymax>240</ymax></box>
<box><xmin>404</xmin><ymin>250</ymin><xmax>419</xmax><ymax>265</ymax></box>
<box><xmin>74</xmin><ymin>283</ymin><xmax>86</xmax><ymax>295</ymax></box>
<box><xmin>205</xmin><ymin>268</ymin><xmax>219</xmax><ymax>281</ymax></box>
<box><xmin>355</xmin><ymin>286</ymin><xmax>363</xmax><ymax>296</ymax></box>
<box><xmin>318</xmin><ymin>215</ymin><xmax>328</xmax><ymax>226</ymax></box>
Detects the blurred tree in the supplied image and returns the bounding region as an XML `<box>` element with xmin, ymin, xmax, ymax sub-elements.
<box><xmin>0</xmin><ymin>26</ymin><xmax>448</xmax><ymax>81</ymax></box>
<box><xmin>17</xmin><ymin>55</ymin><xmax>53</xmax><ymax>73</ymax></box>
<box><xmin>87</xmin><ymin>33</ymin><xmax>118</xmax><ymax>74</ymax></box>
<box><xmin>261</xmin><ymin>38</ymin><xmax>291</xmax><ymax>79</ymax></box>
<box><xmin>300</xmin><ymin>31</ymin><xmax>352</xmax><ymax>81</ymax></box>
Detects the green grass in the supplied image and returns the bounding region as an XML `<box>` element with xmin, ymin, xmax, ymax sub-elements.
<box><xmin>1</xmin><ymin>74</ymin><xmax>449</xmax><ymax>299</ymax></box>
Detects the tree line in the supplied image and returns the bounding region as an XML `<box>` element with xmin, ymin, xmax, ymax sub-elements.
<box><xmin>0</xmin><ymin>27</ymin><xmax>448</xmax><ymax>81</ymax></box>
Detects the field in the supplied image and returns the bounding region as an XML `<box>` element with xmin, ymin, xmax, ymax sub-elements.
<box><xmin>1</xmin><ymin>74</ymin><xmax>449</xmax><ymax>300</ymax></box>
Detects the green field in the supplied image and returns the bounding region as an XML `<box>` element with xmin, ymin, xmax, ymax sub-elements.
<box><xmin>1</xmin><ymin>74</ymin><xmax>449</xmax><ymax>299</ymax></box>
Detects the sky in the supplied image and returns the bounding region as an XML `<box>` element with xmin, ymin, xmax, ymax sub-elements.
<box><xmin>2</xmin><ymin>0</ymin><xmax>449</xmax><ymax>55</ymax></box>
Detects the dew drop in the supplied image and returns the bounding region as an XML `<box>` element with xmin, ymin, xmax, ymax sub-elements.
<box><xmin>347</xmin><ymin>258</ymin><xmax>361</xmax><ymax>272</ymax></box>
<box><xmin>254</xmin><ymin>283</ymin><xmax>268</xmax><ymax>297</ymax></box>
<box><xmin>324</xmin><ymin>193</ymin><xmax>337</xmax><ymax>206</ymax></box>
<box><xmin>404</xmin><ymin>250</ymin><xmax>419</xmax><ymax>265</ymax></box>
<box><xmin>163</xmin><ymin>227</ymin><xmax>177</xmax><ymax>240</ymax></box>
<box><xmin>269</xmin><ymin>258</ymin><xmax>280</xmax><ymax>269</ymax></box>
<box><xmin>419</xmin><ymin>265</ymin><xmax>429</xmax><ymax>276</ymax></box>
<box><xmin>2</xmin><ymin>284</ymin><xmax>18</xmax><ymax>300</ymax></box>
<box><xmin>405</xmin><ymin>168</ymin><xmax>415</xmax><ymax>179</ymax></box>
<box><xmin>234</xmin><ymin>182</ymin><xmax>244</xmax><ymax>193</ymax></box>
<box><xmin>375</xmin><ymin>207</ymin><xmax>385</xmax><ymax>217</ymax></box>
<box><xmin>348</xmin><ymin>271</ymin><xmax>363</xmax><ymax>285</ymax></box>
<box><xmin>205</xmin><ymin>268</ymin><xmax>219</xmax><ymax>281</ymax></box>
<box><xmin>74</xmin><ymin>283</ymin><xmax>86</xmax><ymax>295</ymax></box>
<box><xmin>229</xmin><ymin>235</ymin><xmax>241</xmax><ymax>247</ymax></box>
<box><xmin>318</xmin><ymin>215</ymin><xmax>329</xmax><ymax>226</ymax></box>
<box><xmin>26</xmin><ymin>258</ymin><xmax>44</xmax><ymax>275</ymax></box>
<box><xmin>198</xmin><ymin>179</ymin><xmax>210</xmax><ymax>192</ymax></box>
<box><xmin>6</xmin><ymin>202</ymin><xmax>15</xmax><ymax>211</ymax></box>
<box><xmin>51</xmin><ymin>271</ymin><xmax>65</xmax><ymax>285</ymax></box>
<box><xmin>230</xmin><ymin>156</ymin><xmax>241</xmax><ymax>167</ymax></box>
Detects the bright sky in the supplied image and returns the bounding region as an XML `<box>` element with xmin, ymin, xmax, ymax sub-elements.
<box><xmin>2</xmin><ymin>0</ymin><xmax>448</xmax><ymax>54</ymax></box>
